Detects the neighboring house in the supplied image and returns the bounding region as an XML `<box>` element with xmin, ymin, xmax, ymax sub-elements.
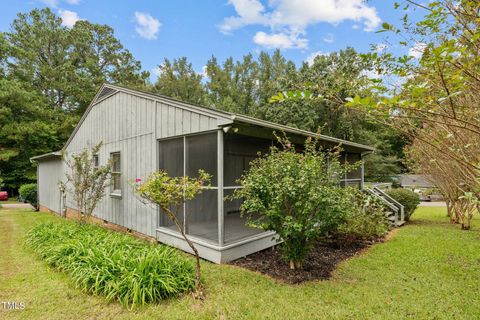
<box><xmin>399</xmin><ymin>174</ymin><xmax>435</xmax><ymax>189</ymax></box>
<box><xmin>31</xmin><ymin>84</ymin><xmax>374</xmax><ymax>263</ymax></box>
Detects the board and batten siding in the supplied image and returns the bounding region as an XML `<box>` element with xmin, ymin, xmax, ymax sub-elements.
<box><xmin>38</xmin><ymin>158</ymin><xmax>64</xmax><ymax>213</ymax></box>
<box><xmin>64</xmin><ymin>90</ymin><xmax>225</xmax><ymax>237</ymax></box>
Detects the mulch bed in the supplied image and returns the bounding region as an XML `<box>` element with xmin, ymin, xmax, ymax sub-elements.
<box><xmin>229</xmin><ymin>239</ymin><xmax>383</xmax><ymax>284</ymax></box>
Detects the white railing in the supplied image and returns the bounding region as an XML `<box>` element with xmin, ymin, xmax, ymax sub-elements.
<box><xmin>365</xmin><ymin>184</ymin><xmax>405</xmax><ymax>226</ymax></box>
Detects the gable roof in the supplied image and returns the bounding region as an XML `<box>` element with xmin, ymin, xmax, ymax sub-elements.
<box><xmin>62</xmin><ymin>83</ymin><xmax>374</xmax><ymax>153</ymax></box>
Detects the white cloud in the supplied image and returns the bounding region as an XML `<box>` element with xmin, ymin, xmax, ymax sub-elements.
<box><xmin>409</xmin><ymin>42</ymin><xmax>427</xmax><ymax>59</ymax></box>
<box><xmin>58</xmin><ymin>9</ymin><xmax>81</xmax><ymax>28</ymax></box>
<box><xmin>151</xmin><ymin>66</ymin><xmax>163</xmax><ymax>77</ymax></box>
<box><xmin>41</xmin><ymin>0</ymin><xmax>60</xmax><ymax>7</ymax></box>
<box><xmin>134</xmin><ymin>12</ymin><xmax>161</xmax><ymax>40</ymax></box>
<box><xmin>305</xmin><ymin>51</ymin><xmax>328</xmax><ymax>66</ymax></box>
<box><xmin>374</xmin><ymin>43</ymin><xmax>387</xmax><ymax>53</ymax></box>
<box><xmin>220</xmin><ymin>0</ymin><xmax>381</xmax><ymax>49</ymax></box>
<box><xmin>200</xmin><ymin>65</ymin><xmax>208</xmax><ymax>78</ymax></box>
<box><xmin>322</xmin><ymin>33</ymin><xmax>334</xmax><ymax>43</ymax></box>
<box><xmin>361</xmin><ymin>68</ymin><xmax>382</xmax><ymax>79</ymax></box>
<box><xmin>220</xmin><ymin>0</ymin><xmax>267</xmax><ymax>34</ymax></box>
<box><xmin>253</xmin><ymin>31</ymin><xmax>307</xmax><ymax>49</ymax></box>
<box><xmin>41</xmin><ymin>0</ymin><xmax>79</xmax><ymax>7</ymax></box>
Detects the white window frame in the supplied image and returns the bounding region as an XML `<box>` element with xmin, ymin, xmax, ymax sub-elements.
<box><xmin>110</xmin><ymin>152</ymin><xmax>122</xmax><ymax>197</ymax></box>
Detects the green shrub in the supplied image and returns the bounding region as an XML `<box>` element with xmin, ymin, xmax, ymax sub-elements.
<box><xmin>25</xmin><ymin>222</ymin><xmax>195</xmax><ymax>308</ymax></box>
<box><xmin>233</xmin><ymin>136</ymin><xmax>359</xmax><ymax>269</ymax></box>
<box><xmin>386</xmin><ymin>188</ymin><xmax>420</xmax><ymax>221</ymax></box>
<box><xmin>19</xmin><ymin>183</ymin><xmax>37</xmax><ymax>209</ymax></box>
<box><xmin>334</xmin><ymin>191</ymin><xmax>389</xmax><ymax>245</ymax></box>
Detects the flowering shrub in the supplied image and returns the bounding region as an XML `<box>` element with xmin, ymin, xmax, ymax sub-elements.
<box><xmin>233</xmin><ymin>135</ymin><xmax>360</xmax><ymax>269</ymax></box>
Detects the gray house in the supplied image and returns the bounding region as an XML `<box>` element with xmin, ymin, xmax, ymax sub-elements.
<box><xmin>32</xmin><ymin>84</ymin><xmax>374</xmax><ymax>263</ymax></box>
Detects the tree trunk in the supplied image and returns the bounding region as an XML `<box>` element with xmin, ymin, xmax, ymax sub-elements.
<box><xmin>295</xmin><ymin>261</ymin><xmax>303</xmax><ymax>269</ymax></box>
<box><xmin>167</xmin><ymin>209</ymin><xmax>203</xmax><ymax>297</ymax></box>
<box><xmin>289</xmin><ymin>260</ymin><xmax>295</xmax><ymax>270</ymax></box>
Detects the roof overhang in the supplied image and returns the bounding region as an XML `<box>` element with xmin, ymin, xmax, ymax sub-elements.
<box><xmin>227</xmin><ymin>114</ymin><xmax>375</xmax><ymax>153</ymax></box>
<box><xmin>30</xmin><ymin>151</ymin><xmax>62</xmax><ymax>161</ymax></box>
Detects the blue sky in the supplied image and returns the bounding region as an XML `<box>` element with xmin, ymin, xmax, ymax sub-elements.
<box><xmin>0</xmin><ymin>1</ymin><xmax>425</xmax><ymax>80</ymax></box>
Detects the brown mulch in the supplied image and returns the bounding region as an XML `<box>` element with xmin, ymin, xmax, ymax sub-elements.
<box><xmin>229</xmin><ymin>238</ymin><xmax>384</xmax><ymax>284</ymax></box>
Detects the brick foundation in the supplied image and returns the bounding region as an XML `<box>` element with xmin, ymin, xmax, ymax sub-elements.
<box><xmin>39</xmin><ymin>205</ymin><xmax>60</xmax><ymax>215</ymax></box>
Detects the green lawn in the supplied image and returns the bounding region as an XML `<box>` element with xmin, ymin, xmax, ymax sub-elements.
<box><xmin>1</xmin><ymin>206</ymin><xmax>480</xmax><ymax>319</ymax></box>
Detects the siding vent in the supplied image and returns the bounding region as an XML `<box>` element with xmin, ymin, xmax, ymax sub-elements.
<box><xmin>95</xmin><ymin>87</ymin><xmax>117</xmax><ymax>102</ymax></box>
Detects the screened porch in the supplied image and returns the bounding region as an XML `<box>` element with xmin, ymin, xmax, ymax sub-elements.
<box><xmin>157</xmin><ymin>130</ymin><xmax>272</xmax><ymax>246</ymax></box>
<box><xmin>156</xmin><ymin>128</ymin><xmax>366</xmax><ymax>256</ymax></box>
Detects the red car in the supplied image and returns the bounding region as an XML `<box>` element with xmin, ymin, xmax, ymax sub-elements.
<box><xmin>0</xmin><ymin>191</ymin><xmax>8</xmax><ymax>201</ymax></box>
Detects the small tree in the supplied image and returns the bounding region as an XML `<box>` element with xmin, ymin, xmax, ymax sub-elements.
<box><xmin>133</xmin><ymin>170</ymin><xmax>211</xmax><ymax>296</ymax></box>
<box><xmin>233</xmin><ymin>136</ymin><xmax>358</xmax><ymax>269</ymax></box>
<box><xmin>62</xmin><ymin>142</ymin><xmax>112</xmax><ymax>222</ymax></box>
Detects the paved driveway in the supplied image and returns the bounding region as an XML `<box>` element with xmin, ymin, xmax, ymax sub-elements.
<box><xmin>0</xmin><ymin>203</ymin><xmax>34</xmax><ymax>209</ymax></box>
<box><xmin>418</xmin><ymin>201</ymin><xmax>446</xmax><ymax>207</ymax></box>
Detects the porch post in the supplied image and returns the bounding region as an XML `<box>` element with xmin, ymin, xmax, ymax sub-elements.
<box><xmin>360</xmin><ymin>158</ymin><xmax>365</xmax><ymax>190</ymax></box>
<box><xmin>217</xmin><ymin>130</ymin><xmax>224</xmax><ymax>246</ymax></box>
<box><xmin>360</xmin><ymin>152</ymin><xmax>365</xmax><ymax>190</ymax></box>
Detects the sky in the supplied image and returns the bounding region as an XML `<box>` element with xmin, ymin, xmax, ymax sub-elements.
<box><xmin>0</xmin><ymin>0</ymin><xmax>426</xmax><ymax>80</ymax></box>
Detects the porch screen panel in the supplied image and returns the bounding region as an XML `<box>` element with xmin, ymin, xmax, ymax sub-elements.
<box><xmin>186</xmin><ymin>133</ymin><xmax>217</xmax><ymax>185</ymax></box>
<box><xmin>346</xmin><ymin>153</ymin><xmax>362</xmax><ymax>180</ymax></box>
<box><xmin>223</xmin><ymin>133</ymin><xmax>271</xmax><ymax>244</ymax></box>
<box><xmin>158</xmin><ymin>137</ymin><xmax>184</xmax><ymax>177</ymax></box>
<box><xmin>224</xmin><ymin>134</ymin><xmax>271</xmax><ymax>186</ymax></box>
<box><xmin>158</xmin><ymin>137</ymin><xmax>184</xmax><ymax>228</ymax></box>
<box><xmin>185</xmin><ymin>189</ymin><xmax>218</xmax><ymax>243</ymax></box>
<box><xmin>185</xmin><ymin>133</ymin><xmax>218</xmax><ymax>244</ymax></box>
<box><xmin>338</xmin><ymin>152</ymin><xmax>362</xmax><ymax>188</ymax></box>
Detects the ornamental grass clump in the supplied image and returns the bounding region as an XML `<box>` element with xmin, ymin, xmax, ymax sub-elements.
<box><xmin>25</xmin><ymin>222</ymin><xmax>195</xmax><ymax>308</ymax></box>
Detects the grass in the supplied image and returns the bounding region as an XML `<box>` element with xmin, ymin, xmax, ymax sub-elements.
<box><xmin>25</xmin><ymin>221</ymin><xmax>195</xmax><ymax>308</ymax></box>
<box><xmin>1</xmin><ymin>206</ymin><xmax>480</xmax><ymax>319</ymax></box>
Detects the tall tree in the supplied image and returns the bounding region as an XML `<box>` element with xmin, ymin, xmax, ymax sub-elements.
<box><xmin>153</xmin><ymin>57</ymin><xmax>206</xmax><ymax>105</ymax></box>
<box><xmin>1</xmin><ymin>8</ymin><xmax>149</xmax><ymax>191</ymax></box>
<box><xmin>6</xmin><ymin>8</ymin><xmax>148</xmax><ymax>115</ymax></box>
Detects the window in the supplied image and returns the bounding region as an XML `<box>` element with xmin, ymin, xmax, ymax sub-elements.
<box><xmin>111</xmin><ymin>152</ymin><xmax>121</xmax><ymax>195</ymax></box>
<box><xmin>93</xmin><ymin>154</ymin><xmax>99</xmax><ymax>168</ymax></box>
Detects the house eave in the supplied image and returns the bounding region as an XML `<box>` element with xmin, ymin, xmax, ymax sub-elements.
<box><xmin>30</xmin><ymin>151</ymin><xmax>62</xmax><ymax>161</ymax></box>
<box><xmin>228</xmin><ymin>114</ymin><xmax>375</xmax><ymax>153</ymax></box>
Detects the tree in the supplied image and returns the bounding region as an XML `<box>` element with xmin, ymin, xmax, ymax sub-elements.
<box><xmin>62</xmin><ymin>142</ymin><xmax>112</xmax><ymax>222</ymax></box>
<box><xmin>6</xmin><ymin>8</ymin><xmax>148</xmax><ymax>115</ymax></box>
<box><xmin>153</xmin><ymin>57</ymin><xmax>206</xmax><ymax>105</ymax></box>
<box><xmin>233</xmin><ymin>135</ymin><xmax>358</xmax><ymax>269</ymax></box>
<box><xmin>347</xmin><ymin>0</ymin><xmax>480</xmax><ymax>229</ymax></box>
<box><xmin>0</xmin><ymin>79</ymin><xmax>68</xmax><ymax>191</ymax></box>
<box><xmin>133</xmin><ymin>170</ymin><xmax>211</xmax><ymax>296</ymax></box>
<box><xmin>1</xmin><ymin>8</ymin><xmax>149</xmax><ymax>191</ymax></box>
<box><xmin>69</xmin><ymin>20</ymin><xmax>149</xmax><ymax>114</ymax></box>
